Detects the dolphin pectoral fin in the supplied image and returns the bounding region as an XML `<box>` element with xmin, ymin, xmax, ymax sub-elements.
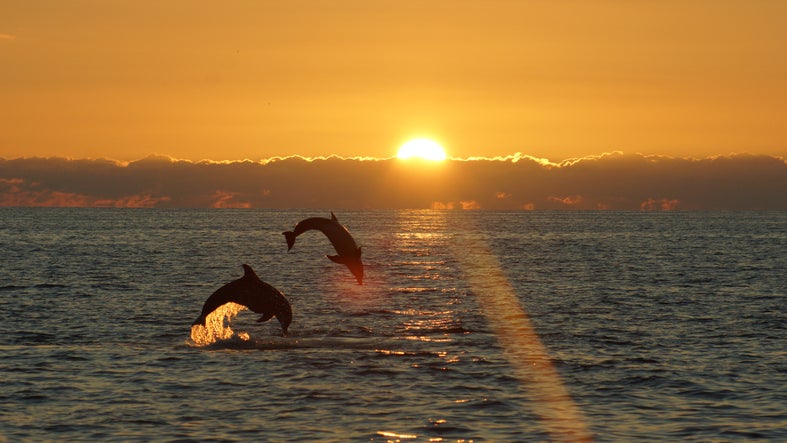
<box><xmin>257</xmin><ymin>312</ymin><xmax>274</xmax><ymax>323</ymax></box>
<box><xmin>283</xmin><ymin>231</ymin><xmax>296</xmax><ymax>251</ymax></box>
<box><xmin>327</xmin><ymin>254</ymin><xmax>348</xmax><ymax>264</ymax></box>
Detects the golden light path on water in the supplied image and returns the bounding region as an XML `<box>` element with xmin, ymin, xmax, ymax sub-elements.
<box><xmin>452</xmin><ymin>229</ymin><xmax>593</xmax><ymax>442</ymax></box>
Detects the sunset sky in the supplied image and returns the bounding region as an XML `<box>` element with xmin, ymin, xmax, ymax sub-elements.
<box><xmin>2</xmin><ymin>0</ymin><xmax>786</xmax><ymax>162</ymax></box>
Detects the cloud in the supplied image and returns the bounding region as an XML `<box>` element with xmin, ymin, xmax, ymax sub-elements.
<box><xmin>430</xmin><ymin>200</ymin><xmax>481</xmax><ymax>210</ymax></box>
<box><xmin>210</xmin><ymin>190</ymin><xmax>252</xmax><ymax>209</ymax></box>
<box><xmin>0</xmin><ymin>176</ymin><xmax>170</xmax><ymax>207</ymax></box>
<box><xmin>548</xmin><ymin>195</ymin><xmax>584</xmax><ymax>206</ymax></box>
<box><xmin>0</xmin><ymin>33</ymin><xmax>16</xmax><ymax>41</ymax></box>
<box><xmin>456</xmin><ymin>152</ymin><xmax>556</xmax><ymax>166</ymax></box>
<box><xmin>0</xmin><ymin>153</ymin><xmax>784</xmax><ymax>210</ymax></box>
<box><xmin>640</xmin><ymin>198</ymin><xmax>680</xmax><ymax>211</ymax></box>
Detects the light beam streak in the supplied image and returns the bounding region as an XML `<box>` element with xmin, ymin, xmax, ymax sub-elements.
<box><xmin>453</xmin><ymin>232</ymin><xmax>593</xmax><ymax>442</ymax></box>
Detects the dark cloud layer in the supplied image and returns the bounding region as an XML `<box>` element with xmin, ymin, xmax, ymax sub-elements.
<box><xmin>1</xmin><ymin>153</ymin><xmax>784</xmax><ymax>210</ymax></box>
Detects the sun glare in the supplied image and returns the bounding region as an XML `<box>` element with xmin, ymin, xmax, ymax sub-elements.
<box><xmin>396</xmin><ymin>138</ymin><xmax>447</xmax><ymax>161</ymax></box>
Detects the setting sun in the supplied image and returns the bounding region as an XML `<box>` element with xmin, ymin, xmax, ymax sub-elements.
<box><xmin>396</xmin><ymin>139</ymin><xmax>447</xmax><ymax>161</ymax></box>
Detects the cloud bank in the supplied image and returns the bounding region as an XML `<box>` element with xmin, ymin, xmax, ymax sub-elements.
<box><xmin>0</xmin><ymin>153</ymin><xmax>784</xmax><ymax>210</ymax></box>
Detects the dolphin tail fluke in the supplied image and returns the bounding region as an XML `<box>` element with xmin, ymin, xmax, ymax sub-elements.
<box><xmin>283</xmin><ymin>231</ymin><xmax>296</xmax><ymax>251</ymax></box>
<box><xmin>192</xmin><ymin>315</ymin><xmax>207</xmax><ymax>327</ymax></box>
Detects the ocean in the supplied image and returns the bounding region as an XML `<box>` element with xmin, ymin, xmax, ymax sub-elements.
<box><xmin>1</xmin><ymin>209</ymin><xmax>784</xmax><ymax>442</ymax></box>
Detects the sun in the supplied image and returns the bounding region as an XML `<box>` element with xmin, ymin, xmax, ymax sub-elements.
<box><xmin>396</xmin><ymin>138</ymin><xmax>447</xmax><ymax>161</ymax></box>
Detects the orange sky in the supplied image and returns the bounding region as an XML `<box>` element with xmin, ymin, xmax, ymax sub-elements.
<box><xmin>1</xmin><ymin>1</ymin><xmax>786</xmax><ymax>162</ymax></box>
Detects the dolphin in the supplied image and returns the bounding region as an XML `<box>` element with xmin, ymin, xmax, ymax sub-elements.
<box><xmin>283</xmin><ymin>211</ymin><xmax>364</xmax><ymax>285</ymax></box>
<box><xmin>192</xmin><ymin>264</ymin><xmax>292</xmax><ymax>336</ymax></box>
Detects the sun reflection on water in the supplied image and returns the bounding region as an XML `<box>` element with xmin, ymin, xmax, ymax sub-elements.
<box><xmin>376</xmin><ymin>430</ymin><xmax>418</xmax><ymax>440</ymax></box>
<box><xmin>388</xmin><ymin>210</ymin><xmax>594</xmax><ymax>440</ymax></box>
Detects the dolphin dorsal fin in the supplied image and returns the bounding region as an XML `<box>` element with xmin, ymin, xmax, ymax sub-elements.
<box><xmin>241</xmin><ymin>264</ymin><xmax>258</xmax><ymax>280</ymax></box>
<box><xmin>330</xmin><ymin>211</ymin><xmax>338</xmax><ymax>222</ymax></box>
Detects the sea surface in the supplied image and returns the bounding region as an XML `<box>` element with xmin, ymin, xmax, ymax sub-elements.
<box><xmin>1</xmin><ymin>209</ymin><xmax>785</xmax><ymax>442</ymax></box>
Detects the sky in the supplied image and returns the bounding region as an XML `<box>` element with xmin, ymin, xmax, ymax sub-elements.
<box><xmin>1</xmin><ymin>1</ymin><xmax>785</xmax><ymax>210</ymax></box>
<box><xmin>2</xmin><ymin>0</ymin><xmax>786</xmax><ymax>163</ymax></box>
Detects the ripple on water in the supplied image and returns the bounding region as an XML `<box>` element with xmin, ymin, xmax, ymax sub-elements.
<box><xmin>1</xmin><ymin>209</ymin><xmax>785</xmax><ymax>442</ymax></box>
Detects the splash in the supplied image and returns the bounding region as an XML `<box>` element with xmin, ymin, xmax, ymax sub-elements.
<box><xmin>189</xmin><ymin>302</ymin><xmax>251</xmax><ymax>346</ymax></box>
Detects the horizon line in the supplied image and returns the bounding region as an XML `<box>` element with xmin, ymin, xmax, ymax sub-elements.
<box><xmin>2</xmin><ymin>151</ymin><xmax>784</xmax><ymax>168</ymax></box>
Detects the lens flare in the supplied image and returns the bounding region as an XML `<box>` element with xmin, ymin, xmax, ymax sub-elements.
<box><xmin>452</xmin><ymin>231</ymin><xmax>593</xmax><ymax>442</ymax></box>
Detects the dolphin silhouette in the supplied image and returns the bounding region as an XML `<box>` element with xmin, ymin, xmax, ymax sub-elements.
<box><xmin>283</xmin><ymin>211</ymin><xmax>364</xmax><ymax>284</ymax></box>
<box><xmin>192</xmin><ymin>264</ymin><xmax>292</xmax><ymax>336</ymax></box>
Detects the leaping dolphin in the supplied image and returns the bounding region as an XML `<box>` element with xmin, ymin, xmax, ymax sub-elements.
<box><xmin>283</xmin><ymin>211</ymin><xmax>364</xmax><ymax>285</ymax></box>
<box><xmin>192</xmin><ymin>264</ymin><xmax>292</xmax><ymax>336</ymax></box>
